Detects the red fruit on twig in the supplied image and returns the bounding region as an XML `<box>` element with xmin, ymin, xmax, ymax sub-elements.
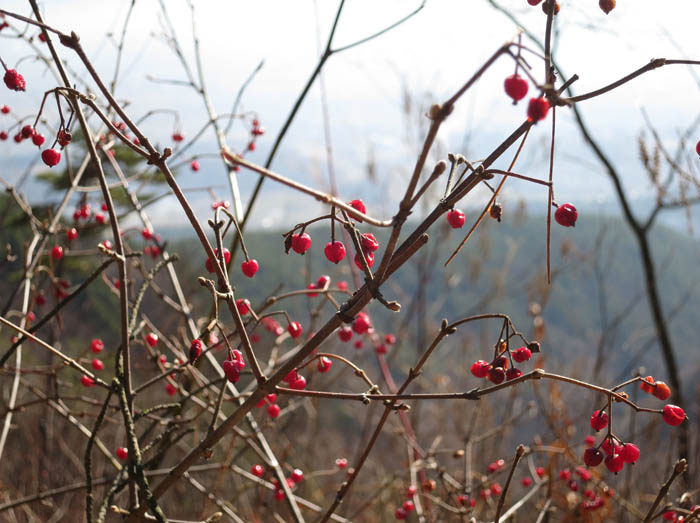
<box><xmin>4</xmin><ymin>69</ymin><xmax>26</xmax><ymax>91</ymax></box>
<box><xmin>527</xmin><ymin>97</ymin><xmax>550</xmax><ymax>123</ymax></box>
<box><xmin>447</xmin><ymin>209</ymin><xmax>465</xmax><ymax>229</ymax></box>
<box><xmin>41</xmin><ymin>148</ymin><xmax>61</xmax><ymax>167</ymax></box>
<box><xmin>324</xmin><ymin>241</ymin><xmax>346</xmax><ymax>263</ymax></box>
<box><xmin>241</xmin><ymin>259</ymin><xmax>259</xmax><ymax>277</ymax></box>
<box><xmin>504</xmin><ymin>74</ymin><xmax>529</xmax><ymax>103</ymax></box>
<box><xmin>663</xmin><ymin>404</ymin><xmax>685</xmax><ymax>426</ymax></box>
<box><xmin>291</xmin><ymin>232</ymin><xmax>312</xmax><ymax>254</ymax></box>
<box><xmin>554</xmin><ymin>203</ymin><xmax>578</xmax><ymax>227</ymax></box>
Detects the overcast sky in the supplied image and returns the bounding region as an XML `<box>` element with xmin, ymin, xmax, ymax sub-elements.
<box><xmin>2</xmin><ymin>0</ymin><xmax>700</xmax><ymax>230</ymax></box>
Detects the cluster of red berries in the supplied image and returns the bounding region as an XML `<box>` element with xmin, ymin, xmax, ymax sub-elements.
<box><xmin>394</xmin><ymin>486</ymin><xmax>417</xmax><ymax>520</ymax></box>
<box><xmin>247</xmin><ymin>118</ymin><xmax>265</xmax><ymax>152</ymax></box>
<box><xmin>307</xmin><ymin>274</ymin><xmax>331</xmax><ymax>297</ymax></box>
<box><xmin>141</xmin><ymin>227</ymin><xmax>163</xmax><ymax>259</ymax></box>
<box><xmin>270</xmin><ymin>468</ymin><xmax>303</xmax><ymax>501</ymax></box>
<box><xmin>581</xmin><ymin>378</ymin><xmax>685</xmax><ymax>475</ymax></box>
<box><xmin>470</xmin><ymin>341</ymin><xmax>538</xmax><ymax>385</ymax></box>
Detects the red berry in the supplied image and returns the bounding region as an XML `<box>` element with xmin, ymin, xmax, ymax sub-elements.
<box><xmin>189</xmin><ymin>339</ymin><xmax>203</xmax><ymax>363</ymax></box>
<box><xmin>568</xmin><ymin>480</ymin><xmax>578</xmax><ymax>492</ymax></box>
<box><xmin>0</xmin><ymin>105</ymin><xmax>9</xmax><ymax>114</ymax></box>
<box><xmin>406</xmin><ymin>485</ymin><xmax>417</xmax><ymax>497</ymax></box>
<box><xmin>338</xmin><ymin>326</ymin><xmax>353</xmax><ymax>342</ymax></box>
<box><xmin>247</xmin><ymin>141</ymin><xmax>255</xmax><ymax>151</ymax></box>
<box><xmin>241</xmin><ymin>259</ymin><xmax>259</xmax><ymax>278</ymax></box>
<box><xmin>395</xmin><ymin>508</ymin><xmax>407</xmax><ymax>520</ymax></box>
<box><xmin>58</xmin><ymin>129</ymin><xmax>72</xmax><ymax>146</ymax></box>
<box><xmin>291</xmin><ymin>233</ymin><xmax>312</xmax><ymax>254</ymax></box>
<box><xmin>361</xmin><ymin>233</ymin><xmax>380</xmax><ymax>252</ymax></box>
<box><xmin>583</xmin><ymin>447</ymin><xmax>604</xmax><ymax>467</ymax></box>
<box><xmin>116</xmin><ymin>447</ymin><xmax>128</xmax><ymax>460</ymax></box>
<box><xmin>488</xmin><ymin>459</ymin><xmax>505</xmax><ymax>473</ymax></box>
<box><xmin>576</xmin><ymin>467</ymin><xmax>593</xmax><ymax>481</ymax></box>
<box><xmin>0</xmin><ymin>131</ymin><xmax>6</xmax><ymax>140</ymax></box>
<box><xmin>353</xmin><ymin>312</ymin><xmax>372</xmax><ymax>334</ymax></box>
<box><xmin>267</xmin><ymin>403</ymin><xmax>281</xmax><ymax>418</ymax></box>
<box><xmin>663</xmin><ymin>511</ymin><xmax>677</xmax><ymax>522</ymax></box>
<box><xmin>306</xmin><ymin>283</ymin><xmax>319</xmax><ymax>297</ymax></box>
<box><xmin>92</xmin><ymin>358</ymin><xmax>104</xmax><ymax>371</ymax></box>
<box><xmin>640</xmin><ymin>375</ymin><xmax>655</xmax><ymax>393</ymax></box>
<box><xmin>457</xmin><ymin>494</ymin><xmax>475</xmax><ymax>507</ymax></box>
<box><xmin>559</xmin><ymin>468</ymin><xmax>571</xmax><ymax>480</ymax></box>
<box><xmin>696</xmin><ymin>140</ymin><xmax>700</xmax><ymax>156</ymax></box>
<box><xmin>527</xmin><ymin>97</ymin><xmax>550</xmax><ymax>123</ymax></box>
<box><xmin>290</xmin><ymin>469</ymin><xmax>303</xmax><ymax>483</ymax></box>
<box><xmin>504</xmin><ymin>74</ymin><xmax>529</xmax><ymax>103</ymax></box>
<box><xmin>336</xmin><ymin>458</ymin><xmax>348</xmax><ymax>469</ymax></box>
<box><xmin>165</xmin><ymin>382</ymin><xmax>177</xmax><ymax>396</ymax></box>
<box><xmin>663</xmin><ymin>404</ymin><xmax>685</xmax><ymax>426</ymax></box>
<box><xmin>447</xmin><ymin>209</ymin><xmax>466</xmax><ymax>229</ymax></box>
<box><xmin>80</xmin><ymin>204</ymin><xmax>92</xmax><ymax>219</ymax></box>
<box><xmin>35</xmin><ymin>293</ymin><xmax>46</xmax><ymax>306</ymax></box>
<box><xmin>66</xmin><ymin>227</ymin><xmax>78</xmax><ymax>241</ymax></box>
<box><xmin>506</xmin><ymin>367</ymin><xmax>522</xmax><ymax>381</ymax></box>
<box><xmin>172</xmin><ymin>132</ymin><xmax>184</xmax><ymax>142</ymax></box>
<box><xmin>101</xmin><ymin>240</ymin><xmax>113</xmax><ymax>250</ymax></box>
<box><xmin>385</xmin><ymin>333</ymin><xmax>396</xmax><ymax>345</ymax></box>
<box><xmin>619</xmin><ymin>443</ymin><xmax>640</xmax><ymax>464</ymax></box>
<box><xmin>141</xmin><ymin>228</ymin><xmax>153</xmax><ymax>240</ymax></box>
<box><xmin>95</xmin><ymin>212</ymin><xmax>106</xmax><ymax>224</ymax></box>
<box><xmin>190</xmin><ymin>160</ymin><xmax>200</xmax><ymax>171</ymax></box>
<box><xmin>527</xmin><ymin>0</ymin><xmax>542</xmax><ymax>4</ymax></box>
<box><xmin>337</xmin><ymin>281</ymin><xmax>348</xmax><ymax>291</ymax></box>
<box><xmin>535</xmin><ymin>466</ymin><xmax>545</xmax><ymax>477</ymax></box>
<box><xmin>324</xmin><ymin>241</ymin><xmax>346</xmax><ymax>263</ymax></box>
<box><xmin>354</xmin><ymin>340</ymin><xmax>364</xmax><ymax>350</ymax></box>
<box><xmin>521</xmin><ymin>476</ymin><xmax>532</xmax><ymax>487</ymax></box>
<box><xmin>51</xmin><ymin>245</ymin><xmax>64</xmax><ymax>260</ymax></box>
<box><xmin>470</xmin><ymin>360</ymin><xmax>491</xmax><ymax>378</ymax></box>
<box><xmin>348</xmin><ymin>199</ymin><xmax>366</xmax><ymax>221</ymax></box>
<box><xmin>590</xmin><ymin>410</ymin><xmax>609</xmax><ymax>431</ymax></box>
<box><xmin>41</xmin><ymin>148</ymin><xmax>61</xmax><ymax>167</ymax></box>
<box><xmin>599</xmin><ymin>0</ymin><xmax>616</xmax><ymax>14</ymax></box>
<box><xmin>206</xmin><ymin>247</ymin><xmax>231</xmax><ymax>273</ymax></box>
<box><xmin>317</xmin><ymin>356</ymin><xmax>332</xmax><ymax>373</ymax></box>
<box><xmin>236</xmin><ymin>299</ymin><xmax>251</xmax><ymax>315</ymax></box>
<box><xmin>287</xmin><ymin>321</ymin><xmax>303</xmax><ymax>339</ymax></box>
<box><xmin>223</xmin><ymin>358</ymin><xmax>243</xmax><ymax>383</ymax></box>
<box><xmin>554</xmin><ymin>203</ymin><xmax>578</xmax><ymax>227</ymax></box>
<box><xmin>653</xmin><ymin>381</ymin><xmax>671</xmax><ymax>400</ymax></box>
<box><xmin>353</xmin><ymin>251</ymin><xmax>375</xmax><ymax>270</ymax></box>
<box><xmin>91</xmin><ymin>338</ymin><xmax>104</xmax><ymax>353</ymax></box>
<box><xmin>38</xmin><ymin>32</ymin><xmax>47</xmax><ymax>42</ymax></box>
<box><xmin>316</xmin><ymin>275</ymin><xmax>330</xmax><ymax>288</ymax></box>
<box><xmin>81</xmin><ymin>375</ymin><xmax>95</xmax><ymax>387</ymax></box>
<box><xmin>375</xmin><ymin>344</ymin><xmax>387</xmax><ymax>355</ymax></box>
<box><xmin>402</xmin><ymin>500</ymin><xmax>414</xmax><ymax>512</ymax></box>
<box><xmin>289</xmin><ymin>375</ymin><xmax>307</xmax><ymax>390</ymax></box>
<box><xmin>31</xmin><ymin>132</ymin><xmax>45</xmax><ymax>146</ymax></box>
<box><xmin>487</xmin><ymin>367</ymin><xmax>506</xmax><ymax>384</ymax></box>
<box><xmin>145</xmin><ymin>333</ymin><xmax>159</xmax><ymax>347</ymax></box>
<box><xmin>4</xmin><ymin>69</ymin><xmax>26</xmax><ymax>91</ymax></box>
<box><xmin>604</xmin><ymin>453</ymin><xmax>624</xmax><ymax>474</ymax></box>
<box><xmin>251</xmin><ymin>464</ymin><xmax>265</xmax><ymax>477</ymax></box>
<box><xmin>512</xmin><ymin>347</ymin><xmax>532</xmax><ymax>363</ymax></box>
<box><xmin>584</xmin><ymin>435</ymin><xmax>596</xmax><ymax>447</ymax></box>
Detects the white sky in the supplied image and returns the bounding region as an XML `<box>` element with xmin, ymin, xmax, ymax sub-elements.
<box><xmin>2</xmin><ymin>0</ymin><xmax>700</xmax><ymax>229</ymax></box>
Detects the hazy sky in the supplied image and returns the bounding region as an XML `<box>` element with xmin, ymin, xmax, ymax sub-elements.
<box><xmin>2</xmin><ymin>0</ymin><xmax>700</xmax><ymax>230</ymax></box>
